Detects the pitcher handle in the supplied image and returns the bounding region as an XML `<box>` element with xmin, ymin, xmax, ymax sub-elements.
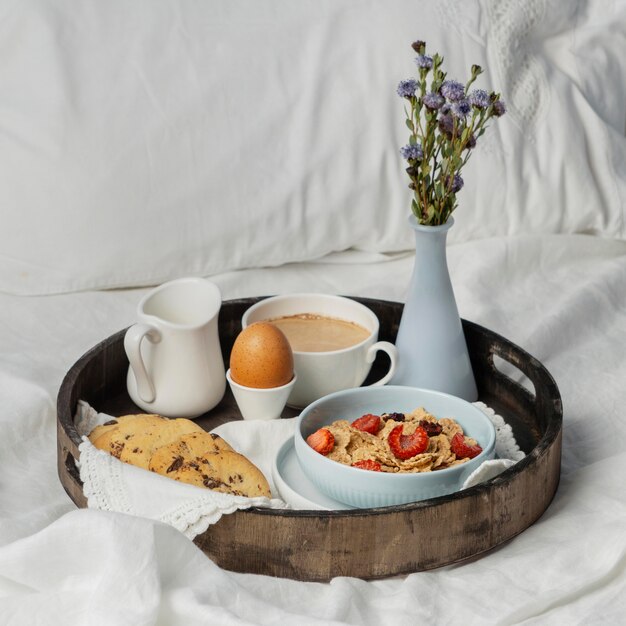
<box><xmin>365</xmin><ymin>341</ymin><xmax>398</xmax><ymax>387</ymax></box>
<box><xmin>124</xmin><ymin>323</ymin><xmax>161</xmax><ymax>403</ymax></box>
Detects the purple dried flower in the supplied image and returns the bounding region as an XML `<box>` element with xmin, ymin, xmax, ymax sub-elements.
<box><xmin>492</xmin><ymin>99</ymin><xmax>507</xmax><ymax>117</ymax></box>
<box><xmin>440</xmin><ymin>80</ymin><xmax>465</xmax><ymax>102</ymax></box>
<box><xmin>468</xmin><ymin>89</ymin><xmax>490</xmax><ymax>109</ymax></box>
<box><xmin>415</xmin><ymin>54</ymin><xmax>433</xmax><ymax>70</ymax></box>
<box><xmin>437</xmin><ymin>114</ymin><xmax>455</xmax><ymax>136</ymax></box>
<box><xmin>422</xmin><ymin>92</ymin><xmax>445</xmax><ymax>110</ymax></box>
<box><xmin>451</xmin><ymin>99</ymin><xmax>472</xmax><ymax>118</ymax></box>
<box><xmin>398</xmin><ymin>41</ymin><xmax>506</xmax><ymax>226</ymax></box>
<box><xmin>397</xmin><ymin>79</ymin><xmax>418</xmax><ymax>99</ymax></box>
<box><xmin>446</xmin><ymin>174</ymin><xmax>464</xmax><ymax>193</ymax></box>
<box><xmin>400</xmin><ymin>143</ymin><xmax>424</xmax><ymax>161</ymax></box>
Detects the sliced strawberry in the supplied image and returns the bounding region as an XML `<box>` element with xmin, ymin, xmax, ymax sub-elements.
<box><xmin>351</xmin><ymin>413</ymin><xmax>382</xmax><ymax>434</ymax></box>
<box><xmin>450</xmin><ymin>432</ymin><xmax>483</xmax><ymax>459</ymax></box>
<box><xmin>388</xmin><ymin>424</ymin><xmax>428</xmax><ymax>460</ymax></box>
<box><xmin>351</xmin><ymin>459</ymin><xmax>382</xmax><ymax>472</ymax></box>
<box><xmin>306</xmin><ymin>428</ymin><xmax>335</xmax><ymax>455</ymax></box>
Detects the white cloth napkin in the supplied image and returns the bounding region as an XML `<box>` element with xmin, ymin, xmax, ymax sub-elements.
<box><xmin>75</xmin><ymin>400</ymin><xmax>525</xmax><ymax>539</ymax></box>
<box><xmin>74</xmin><ymin>401</ymin><xmax>289</xmax><ymax>540</ymax></box>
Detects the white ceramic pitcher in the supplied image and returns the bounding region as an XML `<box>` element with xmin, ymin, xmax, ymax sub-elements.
<box><xmin>124</xmin><ymin>277</ymin><xmax>226</xmax><ymax>418</ymax></box>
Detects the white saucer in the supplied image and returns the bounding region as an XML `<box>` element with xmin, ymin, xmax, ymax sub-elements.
<box><xmin>272</xmin><ymin>437</ymin><xmax>353</xmax><ymax>510</ymax></box>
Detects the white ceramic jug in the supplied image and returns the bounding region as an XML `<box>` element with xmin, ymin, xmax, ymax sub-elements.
<box><xmin>124</xmin><ymin>277</ymin><xmax>226</xmax><ymax>418</ymax></box>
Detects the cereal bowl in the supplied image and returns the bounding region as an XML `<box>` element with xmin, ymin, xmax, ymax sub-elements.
<box><xmin>294</xmin><ymin>385</ymin><xmax>496</xmax><ymax>508</ymax></box>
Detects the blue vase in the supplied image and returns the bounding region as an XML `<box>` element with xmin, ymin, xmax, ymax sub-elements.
<box><xmin>391</xmin><ymin>215</ymin><xmax>478</xmax><ymax>401</ymax></box>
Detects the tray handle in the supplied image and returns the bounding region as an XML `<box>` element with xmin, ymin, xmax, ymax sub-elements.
<box><xmin>60</xmin><ymin>448</ymin><xmax>88</xmax><ymax>508</ymax></box>
<box><xmin>64</xmin><ymin>451</ymin><xmax>83</xmax><ymax>486</ymax></box>
<box><xmin>465</xmin><ymin>320</ymin><xmax>561</xmax><ymax>437</ymax></box>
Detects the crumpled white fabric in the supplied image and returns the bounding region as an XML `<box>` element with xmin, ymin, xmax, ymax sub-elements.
<box><xmin>2</xmin><ymin>234</ymin><xmax>626</xmax><ymax>624</ymax></box>
<box><xmin>75</xmin><ymin>399</ymin><xmax>524</xmax><ymax>533</ymax></box>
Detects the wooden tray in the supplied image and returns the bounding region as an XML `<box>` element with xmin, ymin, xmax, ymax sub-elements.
<box><xmin>57</xmin><ymin>297</ymin><xmax>562</xmax><ymax>581</ymax></box>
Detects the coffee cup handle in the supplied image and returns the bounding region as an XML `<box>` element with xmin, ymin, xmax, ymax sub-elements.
<box><xmin>365</xmin><ymin>341</ymin><xmax>398</xmax><ymax>387</ymax></box>
<box><xmin>124</xmin><ymin>323</ymin><xmax>161</xmax><ymax>403</ymax></box>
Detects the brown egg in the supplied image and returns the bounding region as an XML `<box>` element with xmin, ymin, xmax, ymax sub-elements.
<box><xmin>229</xmin><ymin>322</ymin><xmax>294</xmax><ymax>389</ymax></box>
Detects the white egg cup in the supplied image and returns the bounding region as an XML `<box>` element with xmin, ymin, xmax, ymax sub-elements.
<box><xmin>226</xmin><ymin>369</ymin><xmax>297</xmax><ymax>421</ymax></box>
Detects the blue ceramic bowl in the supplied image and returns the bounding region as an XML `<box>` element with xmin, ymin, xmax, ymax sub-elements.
<box><xmin>294</xmin><ymin>385</ymin><xmax>496</xmax><ymax>508</ymax></box>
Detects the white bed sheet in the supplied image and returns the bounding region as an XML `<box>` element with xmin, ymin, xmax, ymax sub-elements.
<box><xmin>1</xmin><ymin>233</ymin><xmax>625</xmax><ymax>625</ymax></box>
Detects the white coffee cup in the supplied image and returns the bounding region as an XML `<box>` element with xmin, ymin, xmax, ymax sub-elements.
<box><xmin>241</xmin><ymin>294</ymin><xmax>398</xmax><ymax>408</ymax></box>
<box><xmin>124</xmin><ymin>277</ymin><xmax>226</xmax><ymax>418</ymax></box>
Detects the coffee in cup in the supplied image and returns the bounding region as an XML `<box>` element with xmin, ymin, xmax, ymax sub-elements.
<box><xmin>267</xmin><ymin>313</ymin><xmax>370</xmax><ymax>352</ymax></box>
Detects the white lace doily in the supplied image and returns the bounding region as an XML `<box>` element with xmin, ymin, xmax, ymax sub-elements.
<box><xmin>74</xmin><ymin>400</ymin><xmax>525</xmax><ymax>538</ymax></box>
<box><xmin>462</xmin><ymin>401</ymin><xmax>525</xmax><ymax>489</ymax></box>
<box><xmin>74</xmin><ymin>401</ymin><xmax>288</xmax><ymax>540</ymax></box>
<box><xmin>473</xmin><ymin>401</ymin><xmax>525</xmax><ymax>461</ymax></box>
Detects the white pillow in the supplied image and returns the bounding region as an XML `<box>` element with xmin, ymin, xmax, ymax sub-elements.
<box><xmin>0</xmin><ymin>0</ymin><xmax>624</xmax><ymax>295</ymax></box>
